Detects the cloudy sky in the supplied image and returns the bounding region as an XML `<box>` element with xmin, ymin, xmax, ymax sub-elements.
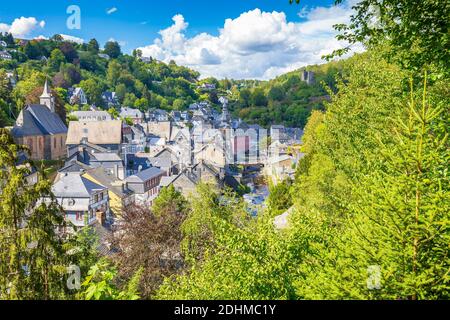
<box><xmin>0</xmin><ymin>0</ymin><xmax>362</xmax><ymax>79</ymax></box>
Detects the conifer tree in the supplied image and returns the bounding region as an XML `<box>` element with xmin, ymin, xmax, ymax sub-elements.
<box><xmin>0</xmin><ymin>129</ymin><xmax>68</xmax><ymax>299</ymax></box>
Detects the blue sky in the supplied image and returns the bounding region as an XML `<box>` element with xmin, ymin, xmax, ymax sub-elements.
<box><xmin>0</xmin><ymin>0</ymin><xmax>361</xmax><ymax>79</ymax></box>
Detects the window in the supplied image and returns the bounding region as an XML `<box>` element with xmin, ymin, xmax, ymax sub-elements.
<box><xmin>53</xmin><ymin>137</ymin><xmax>56</xmax><ymax>149</ymax></box>
<box><xmin>100</xmin><ymin>192</ymin><xmax>104</xmax><ymax>201</ymax></box>
<box><xmin>76</xmin><ymin>212</ymin><xmax>83</xmax><ymax>221</ymax></box>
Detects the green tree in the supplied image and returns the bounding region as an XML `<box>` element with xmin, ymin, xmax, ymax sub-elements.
<box><xmin>329</xmin><ymin>0</ymin><xmax>449</xmax><ymax>75</ymax></box>
<box><xmin>104</xmin><ymin>41</ymin><xmax>122</xmax><ymax>59</ymax></box>
<box><xmin>87</xmin><ymin>39</ymin><xmax>100</xmax><ymax>54</ymax></box>
<box><xmin>172</xmin><ymin>98</ymin><xmax>185</xmax><ymax>111</ymax></box>
<box><xmin>0</xmin><ymin>129</ymin><xmax>68</xmax><ymax>299</ymax></box>
<box><xmin>250</xmin><ymin>88</ymin><xmax>267</xmax><ymax>107</ymax></box>
<box><xmin>107</xmin><ymin>60</ymin><xmax>122</xmax><ymax>87</ymax></box>
<box><xmin>153</xmin><ymin>185</ymin><xmax>189</xmax><ymax>217</ymax></box>
<box><xmin>79</xmin><ymin>79</ymin><xmax>104</xmax><ymax>107</ymax></box>
<box><xmin>48</xmin><ymin>48</ymin><xmax>65</xmax><ymax>72</ymax></box>
<box><xmin>78</xmin><ymin>259</ymin><xmax>142</xmax><ymax>300</ymax></box>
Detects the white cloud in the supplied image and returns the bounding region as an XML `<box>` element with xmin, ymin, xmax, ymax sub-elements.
<box><xmin>138</xmin><ymin>1</ymin><xmax>363</xmax><ymax>80</ymax></box>
<box><xmin>60</xmin><ymin>34</ymin><xmax>84</xmax><ymax>44</ymax></box>
<box><xmin>0</xmin><ymin>16</ymin><xmax>46</xmax><ymax>38</ymax></box>
<box><xmin>107</xmin><ymin>7</ymin><xmax>118</xmax><ymax>15</ymax></box>
<box><xmin>34</xmin><ymin>35</ymin><xmax>48</xmax><ymax>40</ymax></box>
<box><xmin>108</xmin><ymin>37</ymin><xmax>127</xmax><ymax>47</ymax></box>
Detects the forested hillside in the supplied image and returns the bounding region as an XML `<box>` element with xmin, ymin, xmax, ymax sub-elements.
<box><xmin>0</xmin><ymin>35</ymin><xmax>200</xmax><ymax>126</ymax></box>
<box><xmin>227</xmin><ymin>61</ymin><xmax>344</xmax><ymax>128</ymax></box>
<box><xmin>155</xmin><ymin>49</ymin><xmax>449</xmax><ymax>299</ymax></box>
<box><xmin>0</xmin><ymin>33</ymin><xmax>339</xmax><ymax>129</ymax></box>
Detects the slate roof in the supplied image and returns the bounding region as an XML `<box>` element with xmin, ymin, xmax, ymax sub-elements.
<box><xmin>147</xmin><ymin>157</ymin><xmax>171</xmax><ymax>169</ymax></box>
<box><xmin>120</xmin><ymin>107</ymin><xmax>143</xmax><ymax>119</ymax></box>
<box><xmin>12</xmin><ymin>105</ymin><xmax>67</xmax><ymax>138</ymax></box>
<box><xmin>92</xmin><ymin>153</ymin><xmax>122</xmax><ymax>162</ymax></box>
<box><xmin>52</xmin><ymin>173</ymin><xmax>107</xmax><ymax>198</ymax></box>
<box><xmin>125</xmin><ymin>167</ymin><xmax>164</xmax><ymax>183</ymax></box>
<box><xmin>58</xmin><ymin>161</ymin><xmax>89</xmax><ymax>174</ymax></box>
<box><xmin>85</xmin><ymin>167</ymin><xmax>133</xmax><ymax>198</ymax></box>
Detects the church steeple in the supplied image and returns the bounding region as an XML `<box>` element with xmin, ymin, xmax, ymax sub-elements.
<box><xmin>40</xmin><ymin>79</ymin><xmax>55</xmax><ymax>112</ymax></box>
<box><xmin>219</xmin><ymin>96</ymin><xmax>230</xmax><ymax>124</ymax></box>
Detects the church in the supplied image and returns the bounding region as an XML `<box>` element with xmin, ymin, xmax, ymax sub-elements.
<box><xmin>11</xmin><ymin>80</ymin><xmax>68</xmax><ymax>160</ymax></box>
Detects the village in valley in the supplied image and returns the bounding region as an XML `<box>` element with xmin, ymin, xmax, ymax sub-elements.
<box><xmin>7</xmin><ymin>70</ymin><xmax>308</xmax><ymax>243</ymax></box>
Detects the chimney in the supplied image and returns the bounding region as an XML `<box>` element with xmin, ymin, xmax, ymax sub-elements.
<box><xmin>96</xmin><ymin>210</ymin><xmax>106</xmax><ymax>226</ymax></box>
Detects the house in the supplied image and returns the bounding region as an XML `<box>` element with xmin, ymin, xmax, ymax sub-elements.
<box><xmin>120</xmin><ymin>107</ymin><xmax>144</xmax><ymax>124</ymax></box>
<box><xmin>190</xmin><ymin>161</ymin><xmax>222</xmax><ymax>185</ymax></box>
<box><xmin>0</xmin><ymin>51</ymin><xmax>12</xmax><ymax>60</ymax></box>
<box><xmin>11</xmin><ymin>80</ymin><xmax>68</xmax><ymax>160</ymax></box>
<box><xmin>66</xmin><ymin>120</ymin><xmax>123</xmax><ymax>153</ymax></box>
<box><xmin>194</xmin><ymin>134</ymin><xmax>227</xmax><ymax>168</ymax></box>
<box><xmin>147</xmin><ymin>109</ymin><xmax>169</xmax><ymax>122</ymax></box>
<box><xmin>124</xmin><ymin>153</ymin><xmax>152</xmax><ymax>175</ymax></box>
<box><xmin>264</xmin><ymin>154</ymin><xmax>295</xmax><ymax>183</ymax></box>
<box><xmin>51</xmin><ymin>172</ymin><xmax>110</xmax><ymax>230</ymax></box>
<box><xmin>65</xmin><ymin>143</ymin><xmax>125</xmax><ymax>180</ymax></box>
<box><xmin>139</xmin><ymin>56</ymin><xmax>152</xmax><ymax>63</ymax></box>
<box><xmin>159</xmin><ymin>170</ymin><xmax>198</xmax><ymax>197</ymax></box>
<box><xmin>180</xmin><ymin>111</ymin><xmax>191</xmax><ymax>121</ymax></box>
<box><xmin>70</xmin><ymin>111</ymin><xmax>113</xmax><ymax>122</ymax></box>
<box><xmin>83</xmin><ymin>166</ymin><xmax>135</xmax><ymax>216</ymax></box>
<box><xmin>125</xmin><ymin>167</ymin><xmax>165</xmax><ymax>205</ymax></box>
<box><xmin>159</xmin><ymin>161</ymin><xmax>222</xmax><ymax>197</ymax></box>
<box><xmin>145</xmin><ymin>121</ymin><xmax>172</xmax><ymax>140</ymax></box>
<box><xmin>5</xmin><ymin>71</ymin><xmax>17</xmax><ymax>87</ymax></box>
<box><xmin>102</xmin><ymin>91</ymin><xmax>119</xmax><ymax>107</ymax></box>
<box><xmin>98</xmin><ymin>53</ymin><xmax>110</xmax><ymax>60</ymax></box>
<box><xmin>170</xmin><ymin>111</ymin><xmax>182</xmax><ymax>122</ymax></box>
<box><xmin>16</xmin><ymin>152</ymin><xmax>39</xmax><ymax>186</ymax></box>
<box><xmin>198</xmin><ymin>83</ymin><xmax>216</xmax><ymax>91</ymax></box>
<box><xmin>270</xmin><ymin>125</ymin><xmax>289</xmax><ymax>144</ymax></box>
<box><xmin>132</xmin><ymin>153</ymin><xmax>172</xmax><ymax>175</ymax></box>
<box><xmin>68</xmin><ymin>87</ymin><xmax>88</xmax><ymax>105</ymax></box>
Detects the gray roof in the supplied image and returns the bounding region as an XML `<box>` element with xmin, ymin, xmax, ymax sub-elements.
<box><xmin>12</xmin><ymin>105</ymin><xmax>67</xmax><ymax>137</ymax></box>
<box><xmin>120</xmin><ymin>107</ymin><xmax>143</xmax><ymax>118</ymax></box>
<box><xmin>86</xmin><ymin>167</ymin><xmax>133</xmax><ymax>198</ymax></box>
<box><xmin>59</xmin><ymin>161</ymin><xmax>89</xmax><ymax>174</ymax></box>
<box><xmin>92</xmin><ymin>153</ymin><xmax>122</xmax><ymax>162</ymax></box>
<box><xmin>125</xmin><ymin>167</ymin><xmax>164</xmax><ymax>183</ymax></box>
<box><xmin>159</xmin><ymin>175</ymin><xmax>177</xmax><ymax>187</ymax></box>
<box><xmin>52</xmin><ymin>173</ymin><xmax>106</xmax><ymax>198</ymax></box>
<box><xmin>147</xmin><ymin>157</ymin><xmax>171</xmax><ymax>169</ymax></box>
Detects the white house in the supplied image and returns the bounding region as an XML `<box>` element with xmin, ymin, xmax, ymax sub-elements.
<box><xmin>68</xmin><ymin>87</ymin><xmax>88</xmax><ymax>105</ymax></box>
<box><xmin>70</xmin><ymin>110</ymin><xmax>113</xmax><ymax>122</ymax></box>
<box><xmin>51</xmin><ymin>173</ymin><xmax>110</xmax><ymax>229</ymax></box>
<box><xmin>0</xmin><ymin>51</ymin><xmax>12</xmax><ymax>60</ymax></box>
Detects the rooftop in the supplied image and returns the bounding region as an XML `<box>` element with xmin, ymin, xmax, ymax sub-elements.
<box><xmin>125</xmin><ymin>167</ymin><xmax>165</xmax><ymax>183</ymax></box>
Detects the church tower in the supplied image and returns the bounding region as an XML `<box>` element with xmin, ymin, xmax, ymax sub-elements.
<box><xmin>219</xmin><ymin>96</ymin><xmax>230</xmax><ymax>124</ymax></box>
<box><xmin>40</xmin><ymin>79</ymin><xmax>55</xmax><ymax>112</ymax></box>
